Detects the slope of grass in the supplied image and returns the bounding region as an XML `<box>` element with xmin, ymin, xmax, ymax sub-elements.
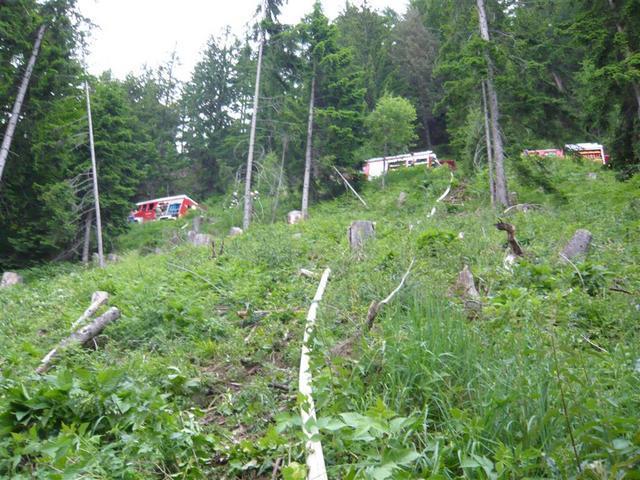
<box><xmin>0</xmin><ymin>159</ymin><xmax>638</xmax><ymax>479</ymax></box>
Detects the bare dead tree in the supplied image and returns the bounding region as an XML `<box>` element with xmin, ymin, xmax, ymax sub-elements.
<box><xmin>0</xmin><ymin>24</ymin><xmax>46</xmax><ymax>184</ymax></box>
<box><xmin>85</xmin><ymin>79</ymin><xmax>105</xmax><ymax>267</ymax></box>
<box><xmin>242</xmin><ymin>0</ymin><xmax>267</xmax><ymax>230</ymax></box>
<box><xmin>301</xmin><ymin>71</ymin><xmax>316</xmax><ymax>219</ymax></box>
<box><xmin>477</xmin><ymin>0</ymin><xmax>510</xmax><ymax>207</ymax></box>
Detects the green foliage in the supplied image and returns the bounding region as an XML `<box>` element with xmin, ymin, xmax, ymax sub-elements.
<box><xmin>365</xmin><ymin>94</ymin><xmax>418</xmax><ymax>156</ymax></box>
<box><xmin>1</xmin><ymin>162</ymin><xmax>639</xmax><ymax>478</ymax></box>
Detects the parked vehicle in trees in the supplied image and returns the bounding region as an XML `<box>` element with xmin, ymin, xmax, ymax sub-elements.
<box><xmin>132</xmin><ymin>195</ymin><xmax>198</xmax><ymax>223</ymax></box>
<box><xmin>363</xmin><ymin>150</ymin><xmax>439</xmax><ymax>180</ymax></box>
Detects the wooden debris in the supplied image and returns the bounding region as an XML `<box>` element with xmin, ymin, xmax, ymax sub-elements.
<box><xmin>188</xmin><ymin>231</ymin><xmax>213</xmax><ymax>246</ymax></box>
<box><xmin>495</xmin><ymin>222</ymin><xmax>524</xmax><ymax>256</ymax></box>
<box><xmin>36</xmin><ymin>307</ymin><xmax>120</xmax><ymax>374</ymax></box>
<box><xmin>1</xmin><ymin>271</ymin><xmax>23</xmax><ymax>288</ymax></box>
<box><xmin>299</xmin><ymin>268</ymin><xmax>317</xmax><ymax>278</ymax></box>
<box><xmin>287</xmin><ymin>210</ymin><xmax>303</xmax><ymax>225</ymax></box>
<box><xmin>348</xmin><ymin>221</ymin><xmax>375</xmax><ymax>251</ymax></box>
<box><xmin>70</xmin><ymin>291</ymin><xmax>109</xmax><ymax>329</ymax></box>
<box><xmin>427</xmin><ymin>171</ymin><xmax>454</xmax><ymax>218</ymax></box>
<box><xmin>332</xmin><ymin>166</ymin><xmax>368</xmax><ymax>208</ymax></box>
<box><xmin>299</xmin><ymin>268</ymin><xmax>331</xmax><ymax>480</ymax></box>
<box><xmin>366</xmin><ymin>259</ymin><xmax>415</xmax><ymax>330</ymax></box>
<box><xmin>503</xmin><ymin>203</ymin><xmax>541</xmax><ymax>214</ymax></box>
<box><xmin>560</xmin><ymin>229</ymin><xmax>592</xmax><ymax>262</ymax></box>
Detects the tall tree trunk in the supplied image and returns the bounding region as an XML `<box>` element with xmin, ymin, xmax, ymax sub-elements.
<box><xmin>607</xmin><ymin>0</ymin><xmax>640</xmax><ymax>120</ymax></box>
<box><xmin>0</xmin><ymin>24</ymin><xmax>46</xmax><ymax>184</ymax></box>
<box><xmin>242</xmin><ymin>38</ymin><xmax>264</xmax><ymax>230</ymax></box>
<box><xmin>477</xmin><ymin>0</ymin><xmax>510</xmax><ymax>207</ymax></box>
<box><xmin>422</xmin><ymin>111</ymin><xmax>433</xmax><ymax>149</ymax></box>
<box><xmin>271</xmin><ymin>134</ymin><xmax>288</xmax><ymax>223</ymax></box>
<box><xmin>82</xmin><ymin>209</ymin><xmax>93</xmax><ymax>264</ymax></box>
<box><xmin>301</xmin><ymin>72</ymin><xmax>316</xmax><ymax>219</ymax></box>
<box><xmin>85</xmin><ymin>80</ymin><xmax>105</xmax><ymax>268</ymax></box>
<box><xmin>481</xmin><ymin>81</ymin><xmax>495</xmax><ymax>207</ymax></box>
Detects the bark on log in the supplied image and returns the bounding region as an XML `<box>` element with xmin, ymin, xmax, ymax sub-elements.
<box><xmin>560</xmin><ymin>229</ymin><xmax>592</xmax><ymax>262</ymax></box>
<box><xmin>348</xmin><ymin>221</ymin><xmax>375</xmax><ymax>251</ymax></box>
<box><xmin>1</xmin><ymin>271</ymin><xmax>23</xmax><ymax>288</ymax></box>
<box><xmin>36</xmin><ymin>307</ymin><xmax>120</xmax><ymax>374</ymax></box>
<box><xmin>70</xmin><ymin>291</ymin><xmax>109</xmax><ymax>329</ymax></box>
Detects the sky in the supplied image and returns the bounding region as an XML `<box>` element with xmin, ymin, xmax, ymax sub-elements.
<box><xmin>76</xmin><ymin>0</ymin><xmax>407</xmax><ymax>82</ymax></box>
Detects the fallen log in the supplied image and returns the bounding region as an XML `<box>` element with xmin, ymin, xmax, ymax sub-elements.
<box><xmin>70</xmin><ymin>291</ymin><xmax>109</xmax><ymax>330</ymax></box>
<box><xmin>299</xmin><ymin>268</ymin><xmax>331</xmax><ymax>480</ymax></box>
<box><xmin>36</xmin><ymin>307</ymin><xmax>120</xmax><ymax>374</ymax></box>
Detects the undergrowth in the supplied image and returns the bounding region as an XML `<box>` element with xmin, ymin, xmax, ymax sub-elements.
<box><xmin>0</xmin><ymin>159</ymin><xmax>638</xmax><ymax>479</ymax></box>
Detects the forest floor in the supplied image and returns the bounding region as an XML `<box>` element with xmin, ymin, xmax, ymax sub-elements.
<box><xmin>1</xmin><ymin>158</ymin><xmax>639</xmax><ymax>479</ymax></box>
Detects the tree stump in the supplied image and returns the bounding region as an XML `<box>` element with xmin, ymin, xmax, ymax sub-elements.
<box><xmin>397</xmin><ymin>192</ymin><xmax>407</xmax><ymax>207</ymax></box>
<box><xmin>229</xmin><ymin>227</ymin><xmax>243</xmax><ymax>237</ymax></box>
<box><xmin>452</xmin><ymin>265</ymin><xmax>482</xmax><ymax>315</ymax></box>
<box><xmin>188</xmin><ymin>231</ymin><xmax>213</xmax><ymax>246</ymax></box>
<box><xmin>287</xmin><ymin>210</ymin><xmax>303</xmax><ymax>224</ymax></box>
<box><xmin>560</xmin><ymin>229</ymin><xmax>592</xmax><ymax>261</ymax></box>
<box><xmin>192</xmin><ymin>215</ymin><xmax>204</xmax><ymax>233</ymax></box>
<box><xmin>348</xmin><ymin>221</ymin><xmax>375</xmax><ymax>251</ymax></box>
<box><xmin>1</xmin><ymin>272</ymin><xmax>23</xmax><ymax>288</ymax></box>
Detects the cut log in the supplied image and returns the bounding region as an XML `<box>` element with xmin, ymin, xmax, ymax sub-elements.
<box><xmin>560</xmin><ymin>229</ymin><xmax>592</xmax><ymax>262</ymax></box>
<box><xmin>36</xmin><ymin>307</ymin><xmax>120</xmax><ymax>374</ymax></box>
<box><xmin>229</xmin><ymin>227</ymin><xmax>243</xmax><ymax>237</ymax></box>
<box><xmin>348</xmin><ymin>221</ymin><xmax>375</xmax><ymax>251</ymax></box>
<box><xmin>287</xmin><ymin>210</ymin><xmax>303</xmax><ymax>225</ymax></box>
<box><xmin>1</xmin><ymin>271</ymin><xmax>23</xmax><ymax>288</ymax></box>
<box><xmin>70</xmin><ymin>291</ymin><xmax>109</xmax><ymax>329</ymax></box>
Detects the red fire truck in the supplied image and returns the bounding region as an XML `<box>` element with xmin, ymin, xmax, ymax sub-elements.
<box><xmin>132</xmin><ymin>195</ymin><xmax>198</xmax><ymax>223</ymax></box>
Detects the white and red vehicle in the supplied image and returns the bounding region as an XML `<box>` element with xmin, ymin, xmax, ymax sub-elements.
<box><xmin>132</xmin><ymin>195</ymin><xmax>198</xmax><ymax>223</ymax></box>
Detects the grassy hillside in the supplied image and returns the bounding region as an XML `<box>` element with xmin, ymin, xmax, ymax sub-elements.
<box><xmin>1</xmin><ymin>159</ymin><xmax>639</xmax><ymax>479</ymax></box>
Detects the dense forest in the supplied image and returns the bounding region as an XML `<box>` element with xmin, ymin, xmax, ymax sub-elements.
<box><xmin>1</xmin><ymin>0</ymin><xmax>639</xmax><ymax>267</ymax></box>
